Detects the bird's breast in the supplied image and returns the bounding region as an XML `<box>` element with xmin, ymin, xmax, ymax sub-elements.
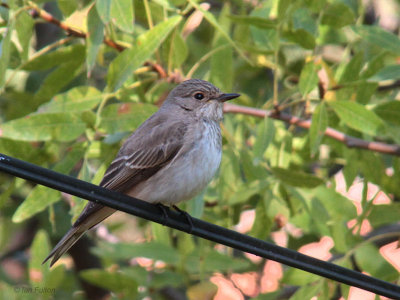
<box><xmin>129</xmin><ymin>120</ymin><xmax>222</xmax><ymax>205</ymax></box>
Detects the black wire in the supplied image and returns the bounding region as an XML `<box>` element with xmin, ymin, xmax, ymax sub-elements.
<box><xmin>0</xmin><ymin>153</ymin><xmax>399</xmax><ymax>299</ymax></box>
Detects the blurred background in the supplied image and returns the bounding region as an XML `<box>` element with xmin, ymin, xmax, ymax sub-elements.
<box><xmin>0</xmin><ymin>0</ymin><xmax>399</xmax><ymax>299</ymax></box>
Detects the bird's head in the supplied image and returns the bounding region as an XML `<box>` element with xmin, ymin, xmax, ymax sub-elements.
<box><xmin>162</xmin><ymin>79</ymin><xmax>240</xmax><ymax>121</ymax></box>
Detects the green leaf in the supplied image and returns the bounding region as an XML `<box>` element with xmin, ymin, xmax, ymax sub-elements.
<box><xmin>15</xmin><ymin>11</ymin><xmax>34</xmax><ymax>62</ymax></box>
<box><xmin>253</xmin><ymin>117</ymin><xmax>275</xmax><ymax>162</ymax></box>
<box><xmin>12</xmin><ymin>144</ymin><xmax>86</xmax><ymax>222</ymax></box>
<box><xmin>110</xmin><ymin>0</ymin><xmax>134</xmax><ymax>33</ymax></box>
<box><xmin>96</xmin><ymin>0</ymin><xmax>111</xmax><ymax>23</ymax></box>
<box><xmin>289</xmin><ymin>282</ymin><xmax>323</xmax><ymax>300</ymax></box>
<box><xmin>354</xmin><ymin>243</ymin><xmax>398</xmax><ymax>281</ymax></box>
<box><xmin>284</xmin><ymin>28</ymin><xmax>316</xmax><ymax>49</ymax></box>
<box><xmin>58</xmin><ymin>0</ymin><xmax>78</xmax><ymax>16</ymax></box>
<box><xmin>164</xmin><ymin>29</ymin><xmax>188</xmax><ymax>70</ymax></box>
<box><xmin>185</xmin><ymin>249</ymin><xmax>251</xmax><ymax>273</ymax></box>
<box><xmin>80</xmin><ymin>269</ymin><xmax>138</xmax><ymax>297</ymax></box>
<box><xmin>321</xmin><ymin>3</ymin><xmax>355</xmax><ymax>28</ymax></box>
<box><xmin>94</xmin><ymin>242</ymin><xmax>179</xmax><ymax>264</ymax></box>
<box><xmin>33</xmin><ymin>46</ymin><xmax>86</xmax><ymax>102</ymax></box>
<box><xmin>360</xmin><ymin>52</ymin><xmax>386</xmax><ymax>79</ymax></box>
<box><xmin>328</xmin><ymin>101</ymin><xmax>384</xmax><ymax>136</ymax></box>
<box><xmin>0</xmin><ymin>138</ymin><xmax>44</xmax><ymax>162</ymax></box>
<box><xmin>277</xmin><ymin>0</ymin><xmax>292</xmax><ymax>20</ymax></box>
<box><xmin>272</xmin><ymin>167</ymin><xmax>324</xmax><ymax>188</ymax></box>
<box><xmin>150</xmin><ymin>270</ymin><xmax>184</xmax><ymax>289</ymax></box>
<box><xmin>368</xmin><ymin>203</ymin><xmax>400</xmax><ymax>227</ymax></box>
<box><xmin>337</xmin><ymin>51</ymin><xmax>364</xmax><ymax>84</ymax></box>
<box><xmin>38</xmin><ymin>86</ymin><xmax>102</xmax><ymax>113</ymax></box>
<box><xmin>250</xmin><ymin>197</ymin><xmax>272</xmax><ymax>239</ymax></box>
<box><xmin>373</xmin><ymin>101</ymin><xmax>400</xmax><ymax>126</ymax></box>
<box><xmin>309</xmin><ymin>102</ymin><xmax>327</xmax><ymax>155</ymax></box>
<box><xmin>22</xmin><ymin>44</ymin><xmax>85</xmax><ymax>71</ymax></box>
<box><xmin>356</xmin><ymin>82</ymin><xmax>378</xmax><ymax>104</ymax></box>
<box><xmin>187</xmin><ymin>0</ymin><xmax>250</xmax><ymax>64</ymax></box>
<box><xmin>0</xmin><ymin>112</ymin><xmax>87</xmax><ymax>141</ymax></box>
<box><xmin>86</xmin><ymin>5</ymin><xmax>104</xmax><ymax>73</ymax></box>
<box><xmin>229</xmin><ymin>180</ymin><xmax>269</xmax><ymax>205</ymax></box>
<box><xmin>292</xmin><ymin>8</ymin><xmax>317</xmax><ymax>35</ymax></box>
<box><xmin>228</xmin><ymin>15</ymin><xmax>276</xmax><ymax>29</ymax></box>
<box><xmin>99</xmin><ymin>103</ymin><xmax>157</xmax><ymax>134</ymax></box>
<box><xmin>282</xmin><ymin>268</ymin><xmax>319</xmax><ymax>285</ymax></box>
<box><xmin>312</xmin><ymin>186</ymin><xmax>357</xmax><ymax>220</ymax></box>
<box><xmin>29</xmin><ymin>230</ymin><xmax>65</xmax><ymax>289</ymax></box>
<box><xmin>13</xmin><ymin>188</ymin><xmax>61</xmax><ymax>223</ymax></box>
<box><xmin>107</xmin><ymin>16</ymin><xmax>182</xmax><ymax>91</ymax></box>
<box><xmin>0</xmin><ymin>16</ymin><xmax>13</xmax><ymax>88</ymax></box>
<box><xmin>352</xmin><ymin>25</ymin><xmax>400</xmax><ymax>54</ymax></box>
<box><xmin>368</xmin><ymin>65</ymin><xmax>400</xmax><ymax>82</ymax></box>
<box><xmin>29</xmin><ymin>230</ymin><xmax>50</xmax><ymax>284</ymax></box>
<box><xmin>210</xmin><ymin>4</ymin><xmax>233</xmax><ymax>92</ymax></box>
<box><xmin>299</xmin><ymin>62</ymin><xmax>319</xmax><ymax>96</ymax></box>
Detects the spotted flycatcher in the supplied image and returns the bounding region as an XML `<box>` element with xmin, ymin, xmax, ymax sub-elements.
<box><xmin>43</xmin><ymin>79</ymin><xmax>240</xmax><ymax>266</ymax></box>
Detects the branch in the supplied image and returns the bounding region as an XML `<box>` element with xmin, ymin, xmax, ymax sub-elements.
<box><xmin>31</xmin><ymin>5</ymin><xmax>125</xmax><ymax>51</ymax></box>
<box><xmin>223</xmin><ymin>103</ymin><xmax>400</xmax><ymax>157</ymax></box>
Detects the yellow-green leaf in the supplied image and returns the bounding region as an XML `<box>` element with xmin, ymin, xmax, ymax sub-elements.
<box><xmin>107</xmin><ymin>15</ymin><xmax>182</xmax><ymax>91</ymax></box>
<box><xmin>0</xmin><ymin>112</ymin><xmax>87</xmax><ymax>141</ymax></box>
<box><xmin>328</xmin><ymin>101</ymin><xmax>384</xmax><ymax>136</ymax></box>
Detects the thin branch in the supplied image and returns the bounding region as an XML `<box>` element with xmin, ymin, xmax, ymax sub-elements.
<box><xmin>223</xmin><ymin>103</ymin><xmax>400</xmax><ymax>157</ymax></box>
<box><xmin>30</xmin><ymin>4</ymin><xmax>125</xmax><ymax>51</ymax></box>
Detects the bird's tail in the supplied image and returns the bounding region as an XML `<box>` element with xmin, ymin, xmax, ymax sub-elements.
<box><xmin>43</xmin><ymin>206</ymin><xmax>115</xmax><ymax>267</ymax></box>
<box><xmin>42</xmin><ymin>225</ymin><xmax>86</xmax><ymax>267</ymax></box>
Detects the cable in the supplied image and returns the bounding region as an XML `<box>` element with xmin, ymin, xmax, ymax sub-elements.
<box><xmin>0</xmin><ymin>153</ymin><xmax>399</xmax><ymax>299</ymax></box>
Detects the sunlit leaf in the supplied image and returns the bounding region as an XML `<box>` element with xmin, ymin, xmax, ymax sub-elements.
<box><xmin>0</xmin><ymin>112</ymin><xmax>87</xmax><ymax>141</ymax></box>
<box><xmin>86</xmin><ymin>5</ymin><xmax>104</xmax><ymax>73</ymax></box>
<box><xmin>93</xmin><ymin>242</ymin><xmax>179</xmax><ymax>264</ymax></box>
<box><xmin>299</xmin><ymin>62</ymin><xmax>319</xmax><ymax>96</ymax></box>
<box><xmin>354</xmin><ymin>243</ymin><xmax>398</xmax><ymax>281</ymax></box>
<box><xmin>187</xmin><ymin>0</ymin><xmax>250</xmax><ymax>64</ymax></box>
<box><xmin>272</xmin><ymin>167</ymin><xmax>324</xmax><ymax>188</ymax></box>
<box><xmin>99</xmin><ymin>103</ymin><xmax>157</xmax><ymax>134</ymax></box>
<box><xmin>373</xmin><ymin>101</ymin><xmax>400</xmax><ymax>126</ymax></box>
<box><xmin>228</xmin><ymin>15</ymin><xmax>276</xmax><ymax>29</ymax></box>
<box><xmin>12</xmin><ymin>144</ymin><xmax>86</xmax><ymax>222</ymax></box>
<box><xmin>309</xmin><ymin>102</ymin><xmax>327</xmax><ymax>155</ymax></box>
<box><xmin>80</xmin><ymin>269</ymin><xmax>138</xmax><ymax>297</ymax></box>
<box><xmin>368</xmin><ymin>65</ymin><xmax>400</xmax><ymax>82</ymax></box>
<box><xmin>107</xmin><ymin>16</ymin><xmax>182</xmax><ymax>91</ymax></box>
<box><xmin>352</xmin><ymin>25</ymin><xmax>400</xmax><ymax>54</ymax></box>
<box><xmin>328</xmin><ymin>101</ymin><xmax>384</xmax><ymax>136</ymax></box>
<box><xmin>38</xmin><ymin>86</ymin><xmax>102</xmax><ymax>113</ymax></box>
<box><xmin>321</xmin><ymin>3</ymin><xmax>355</xmax><ymax>28</ymax></box>
<box><xmin>110</xmin><ymin>0</ymin><xmax>134</xmax><ymax>33</ymax></box>
<box><xmin>96</xmin><ymin>0</ymin><xmax>111</xmax><ymax>23</ymax></box>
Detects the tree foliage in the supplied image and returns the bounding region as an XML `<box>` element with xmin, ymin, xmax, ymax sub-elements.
<box><xmin>0</xmin><ymin>0</ymin><xmax>399</xmax><ymax>299</ymax></box>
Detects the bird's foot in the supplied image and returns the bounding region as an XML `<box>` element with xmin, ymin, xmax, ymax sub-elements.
<box><xmin>156</xmin><ymin>203</ymin><xmax>169</xmax><ymax>226</ymax></box>
<box><xmin>172</xmin><ymin>205</ymin><xmax>194</xmax><ymax>233</ymax></box>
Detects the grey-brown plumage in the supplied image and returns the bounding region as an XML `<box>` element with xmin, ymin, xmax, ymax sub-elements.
<box><xmin>43</xmin><ymin>79</ymin><xmax>240</xmax><ymax>267</ymax></box>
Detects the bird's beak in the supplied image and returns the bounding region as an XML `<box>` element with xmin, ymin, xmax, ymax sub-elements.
<box><xmin>215</xmin><ymin>93</ymin><xmax>240</xmax><ymax>102</ymax></box>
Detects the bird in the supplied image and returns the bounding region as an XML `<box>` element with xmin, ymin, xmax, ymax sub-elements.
<box><xmin>43</xmin><ymin>79</ymin><xmax>240</xmax><ymax>267</ymax></box>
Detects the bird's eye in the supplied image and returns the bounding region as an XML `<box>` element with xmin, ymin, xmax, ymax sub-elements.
<box><xmin>194</xmin><ymin>92</ymin><xmax>205</xmax><ymax>100</ymax></box>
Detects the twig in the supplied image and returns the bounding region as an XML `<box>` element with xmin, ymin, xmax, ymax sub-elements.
<box><xmin>223</xmin><ymin>103</ymin><xmax>400</xmax><ymax>157</ymax></box>
<box><xmin>30</xmin><ymin>4</ymin><xmax>125</xmax><ymax>51</ymax></box>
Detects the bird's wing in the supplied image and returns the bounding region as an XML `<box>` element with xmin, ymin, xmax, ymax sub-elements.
<box><xmin>43</xmin><ymin>115</ymin><xmax>188</xmax><ymax>266</ymax></box>
<box><xmin>74</xmin><ymin>115</ymin><xmax>188</xmax><ymax>227</ymax></box>
<box><xmin>101</xmin><ymin>117</ymin><xmax>188</xmax><ymax>192</ymax></box>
